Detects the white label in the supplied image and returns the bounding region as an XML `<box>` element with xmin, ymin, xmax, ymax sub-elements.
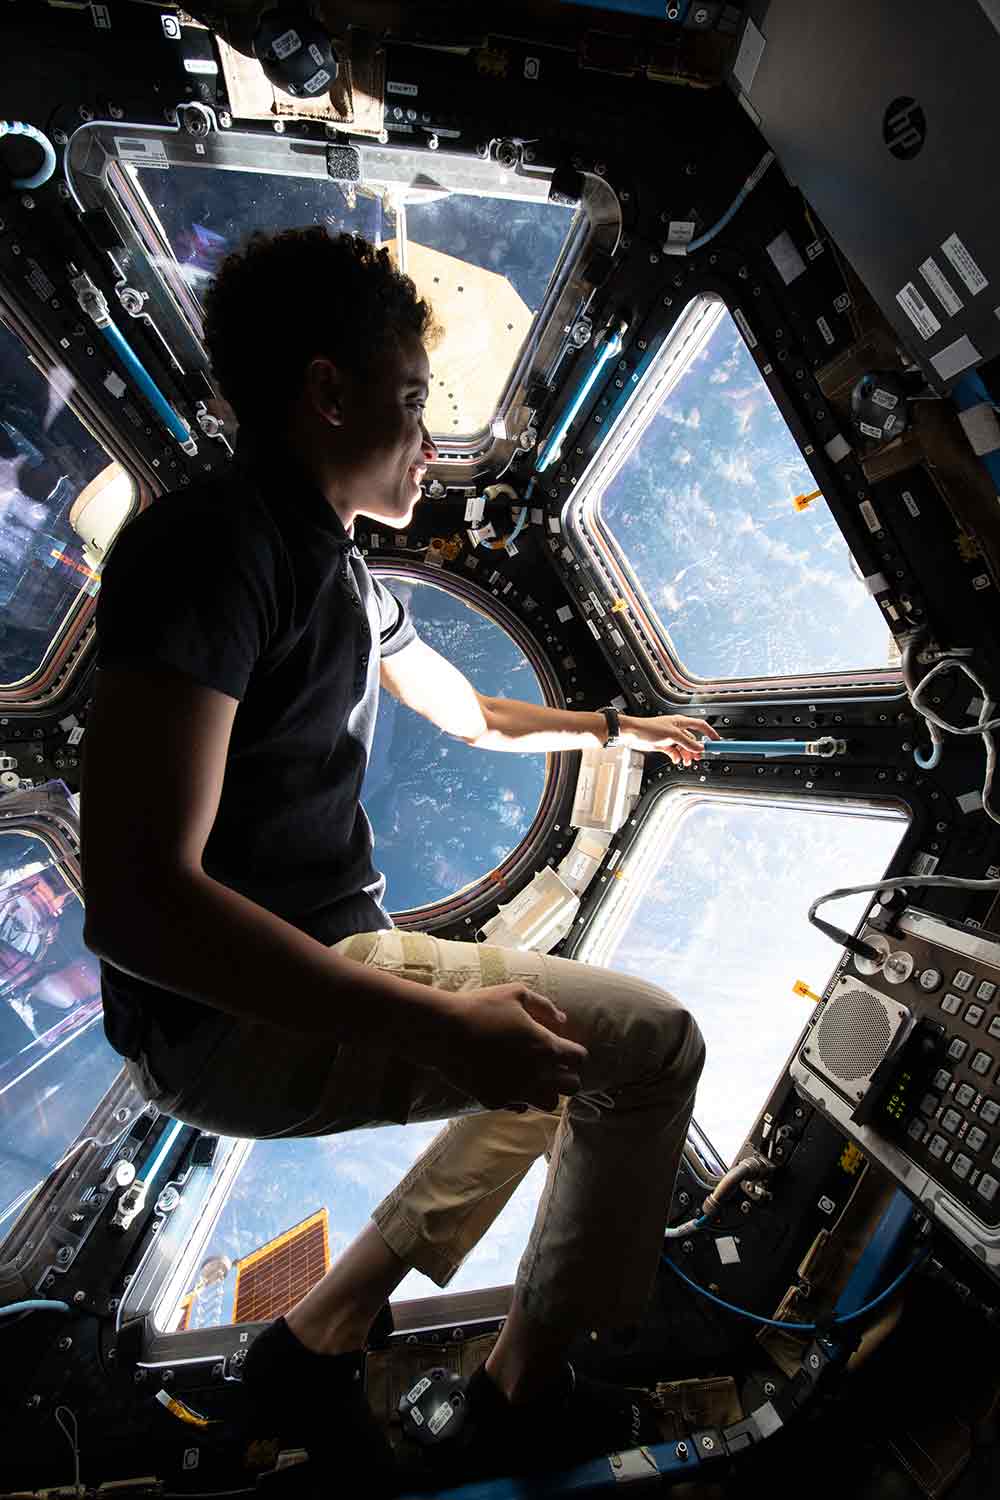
<box><xmin>942</xmin><ymin>232</ymin><xmax>988</xmax><ymax>295</ymax></box>
<box><xmin>425</xmin><ymin>1398</ymin><xmax>452</xmax><ymax>1434</ymax></box>
<box><xmin>902</xmin><ymin>490</ymin><xmax>920</xmax><ymax>517</ymax></box>
<box><xmin>505</xmin><ymin>541</ymin><xmax>518</xmax><ymax>557</ymax></box>
<box><xmin>859</xmin><ymin>421</ymin><xmax>883</xmax><ymax>440</ymax></box>
<box><xmin>859</xmin><ymin>499</ymin><xmax>881</xmax><ymax>531</ymax></box>
<box><xmin>409</xmin><ymin>1407</ymin><xmax>424</xmax><ymax>1427</ymax></box>
<box><xmin>959</xmin><ymin>789</ymin><xmax>984</xmax><ymax>814</ymax></box>
<box><xmin>911</xmin><ymin>851</ymin><xmax>940</xmax><ymax>876</ymax></box>
<box><xmin>115</xmin><ymin>137</ymin><xmax>169</xmax><ymax>168</ymax></box>
<box><xmin>931</xmin><ymin>335</ymin><xmax>982</xmax><ymax>381</ymax></box>
<box><xmin>524</xmin><ymin>56</ymin><xmax>541</xmax><ymax>80</ymax></box>
<box><xmin>919</xmin><ymin>256</ymin><xmax>964</xmax><ymax>316</ymax></box>
<box><xmin>825</xmin><ymin>433</ymin><xmax>851</xmax><ymax>463</ymax></box>
<box><xmin>733</xmin><ymin>17</ymin><xmax>765</xmax><ymax>93</ymax></box>
<box><xmin>309</xmin><ymin>42</ymin><xmax>325</xmax><ymax>67</ymax></box>
<box><xmin>668</xmin><ymin>221</ymin><xmax>696</xmax><ymax>245</ymax></box>
<box><xmin>896</xmin><ymin>281</ymin><xmax>941</xmax><ymax>340</ymax></box>
<box><xmin>464</xmin><ymin>496</ymin><xmax>485</xmax><ymax>524</ymax></box>
<box><xmin>767</xmin><ymin>231</ymin><xmax>807</xmax><ymax>285</ymax></box>
<box><xmin>387</xmin><ymin>80</ymin><xmax>419</xmax><ymax>96</ymax></box>
<box><xmin>716</xmin><ymin>1236</ymin><xmax>741</xmax><ymax>1266</ymax></box>
<box><xmin>588</xmin><ymin>591</ymin><xmax>606</xmax><ymax>617</ymax></box>
<box><xmin>733</xmin><ymin>307</ymin><xmax>757</xmax><ymax>349</ymax></box>
<box><xmin>865</xmin><ymin>572</ymin><xmax>888</xmax><ymax>594</ymax></box>
<box><xmin>183</xmin><ymin>58</ymin><xmax>218</xmax><ymax>75</ymax></box>
<box><xmin>67</xmin><ymin>726</ymin><xmax>85</xmax><ymax>746</ymax></box>
<box><xmin>872</xmin><ymin>388</ymin><xmax>898</xmax><ymax>411</ymax></box>
<box><xmin>104</xmin><ymin>372</ymin><xmax>126</xmax><ymax>399</ymax></box>
<box><xmin>834</xmin><ymin>292</ymin><xmax>852</xmax><ymax>313</ymax></box>
<box><xmin>586</xmin><ymin>618</ymin><xmax>601</xmax><ymax>640</ymax></box>
<box><xmin>806</xmin><ymin>239</ymin><xmax>824</xmax><ymax>261</ymax></box>
<box><xmin>816</xmin><ymin>315</ymin><xmax>835</xmax><ymax>346</ymax></box>
<box><xmin>304</xmin><ymin>67</ymin><xmax>332</xmax><ymax>94</ymax></box>
<box><xmin>273</xmin><ymin>28</ymin><xmax>301</xmax><ymax>60</ymax></box>
<box><xmin>91</xmin><ymin>2</ymin><xmax>111</xmax><ymax>27</ymax></box>
<box><xmin>406</xmin><ymin>1377</ymin><xmax>431</xmax><ymax>1405</ymax></box>
<box><xmin>556</xmin><ymin>605</ymin><xmax>573</xmax><ymax>624</ymax></box>
<box><xmin>25</xmin><ymin>258</ymin><xmax>55</xmax><ymax>302</ymax></box>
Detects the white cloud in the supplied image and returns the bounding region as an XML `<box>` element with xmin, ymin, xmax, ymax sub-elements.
<box><xmin>711</xmin><ymin>451</ymin><xmax>754</xmax><ymax>487</ymax></box>
<box><xmin>661</xmin><ymin>582</ymin><xmax>683</xmax><ymax>613</ymax></box>
<box><xmin>672</xmin><ymin>446</ymin><xmax>693</xmax><ymax>466</ymax></box>
<box><xmin>709</xmin><ymin>367</ymin><xmax>731</xmax><ymax>384</ymax></box>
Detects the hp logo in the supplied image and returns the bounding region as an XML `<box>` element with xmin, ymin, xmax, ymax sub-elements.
<box><xmin>883</xmin><ymin>97</ymin><xmax>926</xmax><ymax>161</ymax></box>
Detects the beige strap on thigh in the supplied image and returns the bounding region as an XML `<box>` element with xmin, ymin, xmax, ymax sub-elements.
<box><xmin>337</xmin><ymin>933</ymin><xmax>381</xmax><ymax>964</ymax></box>
<box><xmin>478</xmin><ymin>946</ymin><xmax>507</xmax><ymax>989</ymax></box>
<box><xmin>400</xmin><ymin>930</ymin><xmax>438</xmax><ymax>981</ymax></box>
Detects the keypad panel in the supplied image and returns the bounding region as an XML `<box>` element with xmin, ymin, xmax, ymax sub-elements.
<box><xmin>857</xmin><ymin>917</ymin><xmax>1000</xmax><ymax>1228</ymax></box>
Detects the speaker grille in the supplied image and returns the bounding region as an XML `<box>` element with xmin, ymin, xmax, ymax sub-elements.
<box><xmin>814</xmin><ymin>985</ymin><xmax>896</xmax><ymax>1087</ymax></box>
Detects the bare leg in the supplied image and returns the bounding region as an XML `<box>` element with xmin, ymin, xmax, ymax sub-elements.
<box><xmin>283</xmin><ymin>1216</ymin><xmax>568</xmax><ymax>1404</ymax></box>
<box><xmin>484</xmin><ymin>1292</ymin><xmax>571</xmax><ymax>1405</ymax></box>
<box><xmin>285</xmin><ymin>1220</ymin><xmax>409</xmax><ymax>1356</ymax></box>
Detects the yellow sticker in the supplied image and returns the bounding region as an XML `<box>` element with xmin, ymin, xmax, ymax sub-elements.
<box><xmin>839</xmin><ymin>1143</ymin><xmax>865</xmax><ymax>1176</ymax></box>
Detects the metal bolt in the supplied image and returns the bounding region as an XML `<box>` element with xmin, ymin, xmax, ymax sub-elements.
<box><xmin>57</xmin><ymin>1336</ymin><xmax>73</xmax><ymax>1352</ymax></box>
<box><xmin>73</xmin><ymin>1291</ymin><xmax>86</xmax><ymax>1304</ymax></box>
<box><xmin>163</xmin><ymin>1369</ymin><xmax>175</xmax><ymax>1385</ymax></box>
<box><xmin>109</xmin><ymin>105</ymin><xmax>124</xmax><ymax>120</ymax></box>
<box><xmin>53</xmin><ymin>128</ymin><xmax>68</xmax><ymax>145</ymax></box>
<box><xmin>701</xmin><ymin>1435</ymin><xmax>715</xmax><ymax>1451</ymax></box>
<box><xmin>163</xmin><ymin>108</ymin><xmax>177</xmax><ymax>124</ymax></box>
<box><xmin>681</xmin><ymin>1239</ymin><xmax>694</xmax><ymax>1254</ymax></box>
<box><xmin>809</xmin><ymin>1353</ymin><xmax>821</xmax><ymax>1371</ymax></box>
<box><xmin>212</xmin><ymin>1362</ymin><xmax>225</xmax><ymax>1379</ymax></box>
<box><xmin>115</xmin><ymin>1107</ymin><xmax>130</xmax><ymax>1123</ymax></box>
<box><xmin>427</xmin><ymin>134</ymin><xmax>439</xmax><ymax>151</ymax></box>
<box><xmin>78</xmin><ymin>106</ymin><xmax>93</xmax><ymax>122</ymax></box>
<box><xmin>620</xmin><ymin>190</ymin><xmax>629</xmax><ymax>202</ymax></box>
<box><xmin>676</xmin><ymin>1441</ymin><xmax>689</xmax><ymax>1460</ymax></box>
<box><xmin>21</xmin><ymin>195</ymin><xmax>35</xmax><ymax>210</ymax></box>
<box><xmin>26</xmin><ymin>1394</ymin><xmax>41</xmax><ymax>1409</ymax></box>
<box><xmin>219</xmin><ymin>112</ymin><xmax>232</xmax><ymax>128</ymax></box>
<box><xmin>678</xmin><ymin>1191</ymin><xmax>690</xmax><ymax>1207</ymax></box>
<box><xmin>134</xmin><ymin>1370</ymin><xmax>146</xmax><ymax>1384</ymax></box>
<box><xmin>764</xmin><ymin>1381</ymin><xmax>776</xmax><ymax>1396</ymax></box>
<box><xmin>740</xmin><ymin>1200</ymin><xmax>752</xmax><ymax>1214</ymax></box>
<box><xmin>936</xmin><ymin>821</ymin><xmax>947</xmax><ymax>832</ymax></box>
<box><xmin>451</xmin><ymin>1328</ymin><xmax>465</xmax><ymax>1341</ymax></box>
<box><xmin>649</xmin><ymin>252</ymin><xmax>659</xmax><ymax>265</ymax></box>
<box><xmin>273</xmin><ymin>120</ymin><xmax>285</xmax><ymax>133</ymax></box>
<box><xmin>56</xmin><ymin>1246</ymin><xmax>74</xmax><ymax>1265</ymax></box>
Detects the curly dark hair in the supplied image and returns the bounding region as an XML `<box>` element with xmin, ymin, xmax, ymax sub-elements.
<box><xmin>202</xmin><ymin>226</ymin><xmax>435</xmax><ymax>427</ymax></box>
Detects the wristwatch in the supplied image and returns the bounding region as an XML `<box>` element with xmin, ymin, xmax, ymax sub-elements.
<box><xmin>598</xmin><ymin>704</ymin><xmax>621</xmax><ymax>748</ymax></box>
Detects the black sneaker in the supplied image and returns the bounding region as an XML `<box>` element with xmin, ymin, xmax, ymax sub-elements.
<box><xmin>460</xmin><ymin>1360</ymin><xmax>661</xmax><ymax>1475</ymax></box>
<box><xmin>240</xmin><ymin>1317</ymin><xmax>402</xmax><ymax>1495</ymax></box>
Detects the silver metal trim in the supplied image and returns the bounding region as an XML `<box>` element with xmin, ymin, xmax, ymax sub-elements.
<box><xmin>898</xmin><ymin>909</ymin><xmax>1000</xmax><ymax>968</ymax></box>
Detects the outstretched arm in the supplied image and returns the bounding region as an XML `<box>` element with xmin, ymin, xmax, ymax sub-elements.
<box><xmin>379</xmin><ymin>637</ymin><xmax>720</xmax><ymax>764</ymax></box>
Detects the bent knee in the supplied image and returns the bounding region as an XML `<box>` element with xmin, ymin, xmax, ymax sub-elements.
<box><xmin>611</xmin><ymin>973</ymin><xmax>706</xmax><ymax>1082</ymax></box>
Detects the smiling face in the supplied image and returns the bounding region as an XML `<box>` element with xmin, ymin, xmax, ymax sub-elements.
<box><xmin>301</xmin><ymin>331</ymin><xmax>438</xmax><ymax>531</ymax></box>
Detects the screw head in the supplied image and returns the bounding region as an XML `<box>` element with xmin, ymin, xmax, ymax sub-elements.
<box><xmin>740</xmin><ymin>1200</ymin><xmax>752</xmax><ymax>1214</ymax></box>
<box><xmin>73</xmin><ymin>1290</ymin><xmax>86</xmax><ymax>1304</ymax></box>
<box><xmin>57</xmin><ymin>1336</ymin><xmax>73</xmax><ymax>1352</ymax></box>
<box><xmin>701</xmin><ymin>1435</ymin><xmax>715</xmax><ymax>1451</ymax></box>
<box><xmin>763</xmin><ymin>1381</ymin><xmax>776</xmax><ymax>1396</ymax></box>
<box><xmin>78</xmin><ymin>106</ymin><xmax>93</xmax><ymax>122</ymax></box>
<box><xmin>809</xmin><ymin>1353</ymin><xmax>821</xmax><ymax>1370</ymax></box>
<box><xmin>109</xmin><ymin>105</ymin><xmax>124</xmax><ymax>120</ymax></box>
<box><xmin>219</xmin><ymin>112</ymin><xmax>232</xmax><ymax>128</ymax></box>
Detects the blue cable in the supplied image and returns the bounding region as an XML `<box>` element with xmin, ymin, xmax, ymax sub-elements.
<box><xmin>536</xmin><ymin>327</ymin><xmax>625</xmax><ymax>472</ymax></box>
<box><xmin>953</xmin><ymin>370</ymin><xmax>1000</xmax><ymax>496</ymax></box>
<box><xmin>0</xmin><ymin>1298</ymin><xmax>70</xmax><ymax>1322</ymax></box>
<box><xmin>661</xmin><ymin>1247</ymin><xmax>930</xmax><ymax>1332</ymax></box>
<box><xmin>665</xmin><ymin>151</ymin><xmax>775</xmax><ymax>257</ymax></box>
<box><xmin>913</xmin><ymin>740</ymin><xmax>943</xmax><ymax>771</ymax></box>
<box><xmin>0</xmin><ymin>120</ymin><xmax>57</xmax><ymax>190</ymax></box>
<box><xmin>98</xmin><ymin>321</ymin><xmax>192</xmax><ymax>445</ymax></box>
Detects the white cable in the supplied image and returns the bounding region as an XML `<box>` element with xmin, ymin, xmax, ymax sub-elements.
<box><xmin>909</xmin><ymin>656</ymin><xmax>1000</xmax><ymax>824</ymax></box>
<box><xmin>810</xmin><ymin>872</ymin><xmax>1000</xmax><ymax>930</ymax></box>
<box><xmin>54</xmin><ymin>1405</ymin><xmax>81</xmax><ymax>1496</ymax></box>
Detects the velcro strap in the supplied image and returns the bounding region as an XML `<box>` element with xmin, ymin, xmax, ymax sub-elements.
<box><xmin>400</xmin><ymin>930</ymin><xmax>437</xmax><ymax>979</ymax></box>
<box><xmin>338</xmin><ymin>933</ymin><xmax>380</xmax><ymax>964</ymax></box>
<box><xmin>478</xmin><ymin>946</ymin><xmax>508</xmax><ymax>989</ymax></box>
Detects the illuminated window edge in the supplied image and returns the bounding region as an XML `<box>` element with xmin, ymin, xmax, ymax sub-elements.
<box><xmin>572</xmin><ymin>783</ymin><xmax>911</xmax><ymax>969</ymax></box>
<box><xmin>564</xmin><ymin>293</ymin><xmax>905</xmax><ymax>700</ymax></box>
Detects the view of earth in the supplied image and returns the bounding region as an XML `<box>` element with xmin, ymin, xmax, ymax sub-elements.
<box><xmin>599</xmin><ymin>301</ymin><xmax>896</xmax><ymax>682</ymax></box>
<box><xmin>365</xmin><ymin>576</ymin><xmax>546</xmax><ymax>911</ymax></box>
<box><xmin>579</xmin><ymin>797</ymin><xmax>908</xmax><ymax>1163</ymax></box>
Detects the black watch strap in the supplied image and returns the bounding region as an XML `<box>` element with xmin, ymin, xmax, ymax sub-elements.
<box><xmin>599</xmin><ymin>704</ymin><xmax>621</xmax><ymax>748</ymax></box>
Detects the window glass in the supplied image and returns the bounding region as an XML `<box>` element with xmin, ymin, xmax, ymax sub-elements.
<box><xmin>577</xmin><ymin>794</ymin><xmax>908</xmax><ymax>1163</ymax></box>
<box><xmin>131</xmin><ymin>164</ymin><xmax>574</xmax><ymax>439</ymax></box>
<box><xmin>0</xmin><ymin>321</ymin><xmax>133</xmax><ymax>684</ymax></box>
<box><xmin>597</xmin><ymin>301</ymin><xmax>895</xmax><ymax>681</ymax></box>
<box><xmin>0</xmin><ymin>828</ymin><xmax>123</xmax><ymax>1230</ymax></box>
<box><xmin>168</xmin><ymin>1130</ymin><xmax>546</xmax><ymax>1330</ymax></box>
<box><xmin>365</xmin><ymin>577</ymin><xmax>547</xmax><ymax>912</ymax></box>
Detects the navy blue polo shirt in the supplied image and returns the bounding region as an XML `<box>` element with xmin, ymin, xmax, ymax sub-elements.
<box><xmin>93</xmin><ymin>439</ymin><xmax>415</xmax><ymax>1059</ymax></box>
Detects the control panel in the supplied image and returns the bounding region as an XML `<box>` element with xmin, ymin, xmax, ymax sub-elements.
<box><xmin>791</xmin><ymin>908</ymin><xmax>1000</xmax><ymax>1279</ymax></box>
